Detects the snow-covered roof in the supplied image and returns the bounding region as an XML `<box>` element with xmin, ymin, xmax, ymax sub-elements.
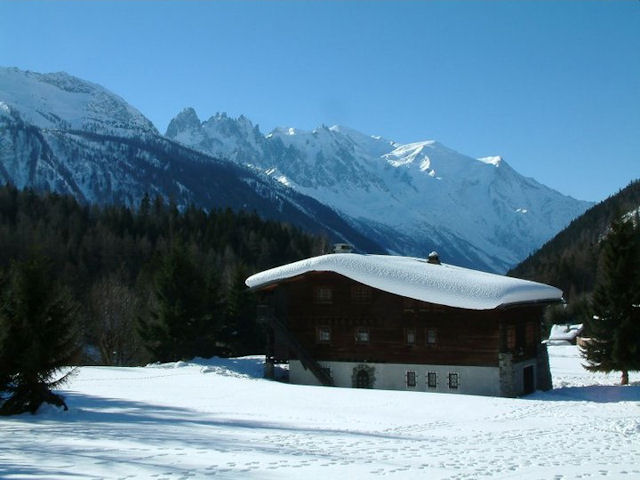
<box><xmin>245</xmin><ymin>254</ymin><xmax>563</xmax><ymax>310</ymax></box>
<box><xmin>546</xmin><ymin>324</ymin><xmax>584</xmax><ymax>343</ymax></box>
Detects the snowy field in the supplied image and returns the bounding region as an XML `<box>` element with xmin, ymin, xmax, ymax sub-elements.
<box><xmin>1</xmin><ymin>346</ymin><xmax>639</xmax><ymax>480</ymax></box>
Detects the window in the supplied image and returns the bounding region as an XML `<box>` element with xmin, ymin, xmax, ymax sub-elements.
<box><xmin>356</xmin><ymin>369</ymin><xmax>370</xmax><ymax>388</ymax></box>
<box><xmin>317</xmin><ymin>326</ymin><xmax>331</xmax><ymax>343</ymax></box>
<box><xmin>351</xmin><ymin>285</ymin><xmax>372</xmax><ymax>304</ymax></box>
<box><xmin>426</xmin><ymin>328</ymin><xmax>437</xmax><ymax>346</ymax></box>
<box><xmin>516</xmin><ymin>324</ymin><xmax>526</xmax><ymax>350</ymax></box>
<box><xmin>355</xmin><ymin>327</ymin><xmax>370</xmax><ymax>344</ymax></box>
<box><xmin>448</xmin><ymin>373</ymin><xmax>459</xmax><ymax>389</ymax></box>
<box><xmin>506</xmin><ymin>326</ymin><xmax>516</xmax><ymax>350</ymax></box>
<box><xmin>427</xmin><ymin>371</ymin><xmax>437</xmax><ymax>389</ymax></box>
<box><xmin>406</xmin><ymin>328</ymin><xmax>416</xmax><ymax>345</ymax></box>
<box><xmin>406</xmin><ymin>371</ymin><xmax>416</xmax><ymax>388</ymax></box>
<box><xmin>314</xmin><ymin>287</ymin><xmax>333</xmax><ymax>304</ymax></box>
<box><xmin>320</xmin><ymin>367</ymin><xmax>332</xmax><ymax>379</ymax></box>
<box><xmin>525</xmin><ymin>322</ymin><xmax>536</xmax><ymax>347</ymax></box>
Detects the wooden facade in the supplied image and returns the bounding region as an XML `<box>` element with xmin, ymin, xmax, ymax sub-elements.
<box><xmin>256</xmin><ymin>270</ymin><xmax>552</xmax><ymax>396</ymax></box>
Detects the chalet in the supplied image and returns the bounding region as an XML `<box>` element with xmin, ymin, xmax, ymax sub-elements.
<box><xmin>245</xmin><ymin>252</ymin><xmax>563</xmax><ymax>397</ymax></box>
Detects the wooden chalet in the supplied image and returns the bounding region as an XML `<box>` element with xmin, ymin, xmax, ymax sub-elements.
<box><xmin>246</xmin><ymin>252</ymin><xmax>563</xmax><ymax>397</ymax></box>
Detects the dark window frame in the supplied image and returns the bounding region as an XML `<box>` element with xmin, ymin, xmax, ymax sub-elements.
<box><xmin>351</xmin><ymin>285</ymin><xmax>372</xmax><ymax>304</ymax></box>
<box><xmin>354</xmin><ymin>327</ymin><xmax>370</xmax><ymax>344</ymax></box>
<box><xmin>405</xmin><ymin>328</ymin><xmax>416</xmax><ymax>345</ymax></box>
<box><xmin>507</xmin><ymin>326</ymin><xmax>516</xmax><ymax>350</ymax></box>
<box><xmin>314</xmin><ymin>286</ymin><xmax>333</xmax><ymax>304</ymax></box>
<box><xmin>427</xmin><ymin>371</ymin><xmax>437</xmax><ymax>389</ymax></box>
<box><xmin>426</xmin><ymin>328</ymin><xmax>437</xmax><ymax>346</ymax></box>
<box><xmin>448</xmin><ymin>372</ymin><xmax>459</xmax><ymax>389</ymax></box>
<box><xmin>406</xmin><ymin>370</ymin><xmax>417</xmax><ymax>388</ymax></box>
<box><xmin>525</xmin><ymin>322</ymin><xmax>536</xmax><ymax>347</ymax></box>
<box><xmin>316</xmin><ymin>326</ymin><xmax>331</xmax><ymax>344</ymax></box>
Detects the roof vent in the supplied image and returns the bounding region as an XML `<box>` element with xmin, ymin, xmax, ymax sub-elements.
<box><xmin>333</xmin><ymin>243</ymin><xmax>354</xmax><ymax>254</ymax></box>
<box><xmin>427</xmin><ymin>251</ymin><xmax>441</xmax><ymax>265</ymax></box>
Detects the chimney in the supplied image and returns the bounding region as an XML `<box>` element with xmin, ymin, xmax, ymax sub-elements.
<box><xmin>333</xmin><ymin>243</ymin><xmax>354</xmax><ymax>254</ymax></box>
<box><xmin>427</xmin><ymin>251</ymin><xmax>441</xmax><ymax>265</ymax></box>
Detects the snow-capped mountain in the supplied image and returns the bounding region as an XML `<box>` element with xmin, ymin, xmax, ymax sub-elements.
<box><xmin>0</xmin><ymin>67</ymin><xmax>157</xmax><ymax>137</ymax></box>
<box><xmin>0</xmin><ymin>66</ymin><xmax>593</xmax><ymax>272</ymax></box>
<box><xmin>0</xmin><ymin>67</ymin><xmax>383</xmax><ymax>252</ymax></box>
<box><xmin>166</xmin><ymin>109</ymin><xmax>593</xmax><ymax>272</ymax></box>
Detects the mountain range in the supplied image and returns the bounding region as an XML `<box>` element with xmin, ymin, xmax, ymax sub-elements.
<box><xmin>0</xmin><ymin>67</ymin><xmax>382</xmax><ymax>253</ymax></box>
<box><xmin>509</xmin><ymin>179</ymin><xmax>640</xmax><ymax>300</ymax></box>
<box><xmin>0</xmin><ymin>66</ymin><xmax>593</xmax><ymax>272</ymax></box>
<box><xmin>165</xmin><ymin>109</ymin><xmax>592</xmax><ymax>272</ymax></box>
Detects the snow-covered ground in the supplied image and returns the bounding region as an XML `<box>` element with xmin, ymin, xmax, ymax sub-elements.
<box><xmin>1</xmin><ymin>347</ymin><xmax>639</xmax><ymax>479</ymax></box>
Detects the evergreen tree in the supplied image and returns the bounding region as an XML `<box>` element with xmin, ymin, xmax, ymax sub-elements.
<box><xmin>138</xmin><ymin>244</ymin><xmax>221</xmax><ymax>362</ymax></box>
<box><xmin>0</xmin><ymin>185</ymin><xmax>323</xmax><ymax>366</ymax></box>
<box><xmin>89</xmin><ymin>273</ymin><xmax>141</xmax><ymax>366</ymax></box>
<box><xmin>581</xmin><ymin>216</ymin><xmax>640</xmax><ymax>385</ymax></box>
<box><xmin>0</xmin><ymin>254</ymin><xmax>80</xmax><ymax>415</ymax></box>
<box><xmin>224</xmin><ymin>265</ymin><xmax>262</xmax><ymax>355</ymax></box>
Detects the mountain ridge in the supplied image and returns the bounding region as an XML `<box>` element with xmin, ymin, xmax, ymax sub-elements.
<box><xmin>0</xmin><ymin>67</ymin><xmax>157</xmax><ymax>137</ymax></box>
<box><xmin>509</xmin><ymin>179</ymin><xmax>640</xmax><ymax>299</ymax></box>
<box><xmin>0</xmin><ymin>67</ymin><xmax>383</xmax><ymax>254</ymax></box>
<box><xmin>166</xmin><ymin>108</ymin><xmax>593</xmax><ymax>272</ymax></box>
<box><xmin>1</xmin><ymin>66</ymin><xmax>593</xmax><ymax>272</ymax></box>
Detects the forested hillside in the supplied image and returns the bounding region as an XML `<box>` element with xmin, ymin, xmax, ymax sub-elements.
<box><xmin>0</xmin><ymin>185</ymin><xmax>326</xmax><ymax>365</ymax></box>
<box><xmin>509</xmin><ymin>180</ymin><xmax>640</xmax><ymax>301</ymax></box>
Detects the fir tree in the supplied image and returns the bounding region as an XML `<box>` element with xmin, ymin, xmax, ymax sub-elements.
<box><xmin>0</xmin><ymin>184</ymin><xmax>323</xmax><ymax>366</ymax></box>
<box><xmin>224</xmin><ymin>265</ymin><xmax>261</xmax><ymax>355</ymax></box>
<box><xmin>0</xmin><ymin>254</ymin><xmax>80</xmax><ymax>415</ymax></box>
<box><xmin>138</xmin><ymin>244</ymin><xmax>221</xmax><ymax>362</ymax></box>
<box><xmin>581</xmin><ymin>216</ymin><xmax>640</xmax><ymax>385</ymax></box>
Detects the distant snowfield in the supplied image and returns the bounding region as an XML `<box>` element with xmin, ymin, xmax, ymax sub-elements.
<box><xmin>2</xmin><ymin>347</ymin><xmax>639</xmax><ymax>479</ymax></box>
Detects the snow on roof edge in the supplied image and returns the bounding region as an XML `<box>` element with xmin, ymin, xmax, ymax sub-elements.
<box><xmin>245</xmin><ymin>254</ymin><xmax>563</xmax><ymax>311</ymax></box>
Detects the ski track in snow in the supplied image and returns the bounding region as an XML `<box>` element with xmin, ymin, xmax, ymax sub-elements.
<box><xmin>1</xmin><ymin>348</ymin><xmax>639</xmax><ymax>479</ymax></box>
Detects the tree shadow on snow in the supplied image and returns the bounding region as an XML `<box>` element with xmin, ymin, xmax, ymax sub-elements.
<box><xmin>0</xmin><ymin>463</ymin><xmax>90</xmax><ymax>480</ymax></box>
<box><xmin>1</xmin><ymin>389</ymin><xmax>416</xmax><ymax>480</ymax></box>
<box><xmin>23</xmin><ymin>391</ymin><xmax>416</xmax><ymax>444</ymax></box>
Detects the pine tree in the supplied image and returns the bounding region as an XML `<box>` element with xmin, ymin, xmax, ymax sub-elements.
<box><xmin>581</xmin><ymin>216</ymin><xmax>640</xmax><ymax>385</ymax></box>
<box><xmin>0</xmin><ymin>254</ymin><xmax>80</xmax><ymax>415</ymax></box>
<box><xmin>224</xmin><ymin>265</ymin><xmax>261</xmax><ymax>355</ymax></box>
<box><xmin>138</xmin><ymin>245</ymin><xmax>221</xmax><ymax>362</ymax></box>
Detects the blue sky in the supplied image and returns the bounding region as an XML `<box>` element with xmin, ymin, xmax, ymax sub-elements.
<box><xmin>1</xmin><ymin>1</ymin><xmax>638</xmax><ymax>202</ymax></box>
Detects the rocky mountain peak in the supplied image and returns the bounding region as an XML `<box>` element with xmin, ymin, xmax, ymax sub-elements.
<box><xmin>165</xmin><ymin>107</ymin><xmax>202</xmax><ymax>138</ymax></box>
<box><xmin>166</xmin><ymin>107</ymin><xmax>594</xmax><ymax>272</ymax></box>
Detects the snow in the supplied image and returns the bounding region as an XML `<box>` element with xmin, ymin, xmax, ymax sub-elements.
<box><xmin>270</xmin><ymin>126</ymin><xmax>305</xmax><ymax>137</ymax></box>
<box><xmin>478</xmin><ymin>156</ymin><xmax>503</xmax><ymax>167</ymax></box>
<box><xmin>623</xmin><ymin>205</ymin><xmax>640</xmax><ymax>225</ymax></box>
<box><xmin>546</xmin><ymin>323</ymin><xmax>584</xmax><ymax>344</ymax></box>
<box><xmin>245</xmin><ymin>253</ymin><xmax>563</xmax><ymax>310</ymax></box>
<box><xmin>1</xmin><ymin>347</ymin><xmax>639</xmax><ymax>479</ymax></box>
<box><xmin>0</xmin><ymin>67</ymin><xmax>157</xmax><ymax>136</ymax></box>
<box><xmin>167</xmin><ymin>110</ymin><xmax>592</xmax><ymax>273</ymax></box>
